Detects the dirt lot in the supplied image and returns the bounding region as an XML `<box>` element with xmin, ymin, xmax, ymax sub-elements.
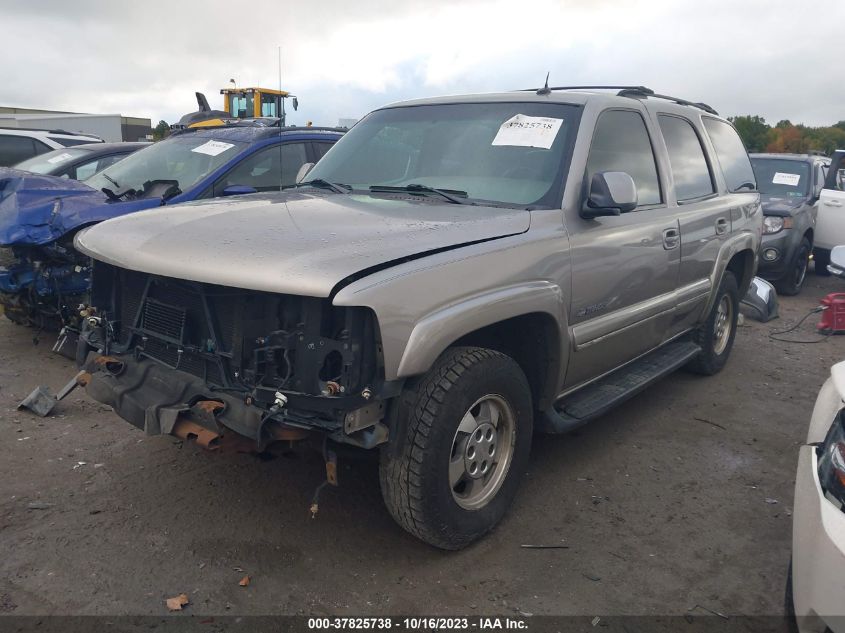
<box><xmin>1</xmin><ymin>274</ymin><xmax>843</xmax><ymax>618</ymax></box>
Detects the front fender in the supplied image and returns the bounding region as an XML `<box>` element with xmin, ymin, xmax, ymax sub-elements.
<box><xmin>395</xmin><ymin>281</ymin><xmax>564</xmax><ymax>378</ymax></box>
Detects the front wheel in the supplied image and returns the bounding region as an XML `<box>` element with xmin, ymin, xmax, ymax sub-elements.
<box><xmin>777</xmin><ymin>237</ymin><xmax>811</xmax><ymax>296</ymax></box>
<box><xmin>379</xmin><ymin>347</ymin><xmax>533</xmax><ymax>550</ymax></box>
<box><xmin>686</xmin><ymin>272</ymin><xmax>739</xmax><ymax>376</ymax></box>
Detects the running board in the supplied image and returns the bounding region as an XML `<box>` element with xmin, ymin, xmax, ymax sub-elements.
<box><xmin>538</xmin><ymin>340</ymin><xmax>702</xmax><ymax>434</ymax></box>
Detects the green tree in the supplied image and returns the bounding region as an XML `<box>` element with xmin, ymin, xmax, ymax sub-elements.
<box><xmin>729</xmin><ymin>115</ymin><xmax>770</xmax><ymax>152</ymax></box>
<box><xmin>153</xmin><ymin>120</ymin><xmax>170</xmax><ymax>141</ymax></box>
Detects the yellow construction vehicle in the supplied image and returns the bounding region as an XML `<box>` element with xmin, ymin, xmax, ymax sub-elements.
<box><xmin>220</xmin><ymin>87</ymin><xmax>298</xmax><ymax>123</ymax></box>
<box><xmin>174</xmin><ymin>88</ymin><xmax>300</xmax><ymax>130</ymax></box>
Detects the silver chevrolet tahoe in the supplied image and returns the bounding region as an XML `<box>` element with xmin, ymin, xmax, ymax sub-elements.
<box><xmin>72</xmin><ymin>86</ymin><xmax>762</xmax><ymax>549</ymax></box>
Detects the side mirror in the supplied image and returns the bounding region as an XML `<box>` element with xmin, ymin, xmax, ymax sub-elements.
<box><xmin>829</xmin><ymin>245</ymin><xmax>845</xmax><ymax>276</ymax></box>
<box><xmin>292</xmin><ymin>97</ymin><xmax>299</xmax><ymax>111</ymax></box>
<box><xmin>581</xmin><ymin>171</ymin><xmax>638</xmax><ymax>219</ymax></box>
<box><xmin>296</xmin><ymin>162</ymin><xmax>315</xmax><ymax>184</ymax></box>
<box><xmin>221</xmin><ymin>185</ymin><xmax>257</xmax><ymax>197</ymax></box>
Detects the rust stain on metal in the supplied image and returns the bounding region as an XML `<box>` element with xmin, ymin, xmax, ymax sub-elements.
<box><xmin>172</xmin><ymin>417</ymin><xmax>222</xmax><ymax>450</ymax></box>
<box><xmin>92</xmin><ymin>355</ymin><xmax>120</xmax><ymax>366</ymax></box>
<box><xmin>195</xmin><ymin>400</ymin><xmax>225</xmax><ymax>414</ymax></box>
<box><xmin>76</xmin><ymin>372</ymin><xmax>91</xmax><ymax>387</ymax></box>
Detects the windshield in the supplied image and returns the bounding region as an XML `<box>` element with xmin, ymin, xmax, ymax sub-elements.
<box><xmin>306</xmin><ymin>102</ymin><xmax>580</xmax><ymax>207</ymax></box>
<box><xmin>751</xmin><ymin>158</ymin><xmax>811</xmax><ymax>197</ymax></box>
<box><xmin>14</xmin><ymin>148</ymin><xmax>91</xmax><ymax>175</ymax></box>
<box><xmin>86</xmin><ymin>135</ymin><xmax>246</xmax><ymax>198</ymax></box>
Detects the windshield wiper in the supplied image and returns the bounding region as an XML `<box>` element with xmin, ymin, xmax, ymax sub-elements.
<box><xmin>293</xmin><ymin>179</ymin><xmax>351</xmax><ymax>194</ymax></box>
<box><xmin>368</xmin><ymin>184</ymin><xmax>471</xmax><ymax>205</ymax></box>
<box><xmin>101</xmin><ymin>173</ymin><xmax>120</xmax><ymax>189</ymax></box>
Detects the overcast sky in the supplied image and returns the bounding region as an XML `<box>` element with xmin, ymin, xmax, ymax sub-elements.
<box><xmin>1</xmin><ymin>0</ymin><xmax>842</xmax><ymax>128</ymax></box>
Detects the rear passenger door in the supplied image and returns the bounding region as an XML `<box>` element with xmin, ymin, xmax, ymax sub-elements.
<box><xmin>565</xmin><ymin>108</ymin><xmax>680</xmax><ymax>388</ymax></box>
<box><xmin>657</xmin><ymin>114</ymin><xmax>726</xmax><ymax>333</ymax></box>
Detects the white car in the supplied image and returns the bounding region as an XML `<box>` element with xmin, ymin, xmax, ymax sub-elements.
<box><xmin>815</xmin><ymin>150</ymin><xmax>845</xmax><ymax>273</ymax></box>
<box><xmin>789</xmin><ymin>357</ymin><xmax>845</xmax><ymax>632</ymax></box>
<box><xmin>0</xmin><ymin>127</ymin><xmax>104</xmax><ymax>167</ymax></box>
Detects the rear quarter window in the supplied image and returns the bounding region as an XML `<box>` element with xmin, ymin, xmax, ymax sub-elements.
<box><xmin>702</xmin><ymin>118</ymin><xmax>756</xmax><ymax>192</ymax></box>
<box><xmin>0</xmin><ymin>134</ymin><xmax>45</xmax><ymax>166</ymax></box>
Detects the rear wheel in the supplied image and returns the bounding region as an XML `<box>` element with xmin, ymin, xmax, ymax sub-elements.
<box><xmin>777</xmin><ymin>237</ymin><xmax>811</xmax><ymax>296</ymax></box>
<box><xmin>379</xmin><ymin>347</ymin><xmax>532</xmax><ymax>549</ymax></box>
<box><xmin>686</xmin><ymin>272</ymin><xmax>739</xmax><ymax>376</ymax></box>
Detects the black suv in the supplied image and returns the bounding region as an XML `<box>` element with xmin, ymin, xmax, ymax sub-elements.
<box><xmin>750</xmin><ymin>153</ymin><xmax>829</xmax><ymax>295</ymax></box>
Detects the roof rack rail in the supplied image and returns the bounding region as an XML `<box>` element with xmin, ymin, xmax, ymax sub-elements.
<box><xmin>616</xmin><ymin>87</ymin><xmax>718</xmax><ymax>115</ymax></box>
<box><xmin>515</xmin><ymin>84</ymin><xmax>719</xmax><ymax>115</ymax></box>
<box><xmin>518</xmin><ymin>85</ymin><xmax>655</xmax><ymax>95</ymax></box>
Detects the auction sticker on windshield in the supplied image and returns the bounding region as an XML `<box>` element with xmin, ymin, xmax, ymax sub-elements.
<box><xmin>772</xmin><ymin>172</ymin><xmax>801</xmax><ymax>186</ymax></box>
<box><xmin>492</xmin><ymin>114</ymin><xmax>563</xmax><ymax>149</ymax></box>
<box><xmin>47</xmin><ymin>153</ymin><xmax>74</xmax><ymax>164</ymax></box>
<box><xmin>191</xmin><ymin>140</ymin><xmax>236</xmax><ymax>157</ymax></box>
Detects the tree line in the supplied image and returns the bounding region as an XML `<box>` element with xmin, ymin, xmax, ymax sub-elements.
<box><xmin>729</xmin><ymin>115</ymin><xmax>845</xmax><ymax>155</ymax></box>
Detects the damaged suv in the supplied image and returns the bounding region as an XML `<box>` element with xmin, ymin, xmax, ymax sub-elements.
<box><xmin>72</xmin><ymin>87</ymin><xmax>761</xmax><ymax>549</ymax></box>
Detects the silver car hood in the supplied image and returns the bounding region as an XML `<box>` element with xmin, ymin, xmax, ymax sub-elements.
<box><xmin>75</xmin><ymin>191</ymin><xmax>530</xmax><ymax>297</ymax></box>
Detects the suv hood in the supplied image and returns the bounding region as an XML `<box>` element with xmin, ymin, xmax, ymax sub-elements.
<box><xmin>0</xmin><ymin>168</ymin><xmax>159</xmax><ymax>246</ymax></box>
<box><xmin>760</xmin><ymin>192</ymin><xmax>809</xmax><ymax>216</ymax></box>
<box><xmin>75</xmin><ymin>191</ymin><xmax>531</xmax><ymax>297</ymax></box>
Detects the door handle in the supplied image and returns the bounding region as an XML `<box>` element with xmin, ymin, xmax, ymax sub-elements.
<box><xmin>715</xmin><ymin>217</ymin><xmax>729</xmax><ymax>235</ymax></box>
<box><xmin>825</xmin><ymin>199</ymin><xmax>843</xmax><ymax>207</ymax></box>
<box><xmin>662</xmin><ymin>228</ymin><xmax>680</xmax><ymax>250</ymax></box>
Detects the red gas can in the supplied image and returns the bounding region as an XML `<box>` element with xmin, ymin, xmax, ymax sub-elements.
<box><xmin>817</xmin><ymin>293</ymin><xmax>845</xmax><ymax>334</ymax></box>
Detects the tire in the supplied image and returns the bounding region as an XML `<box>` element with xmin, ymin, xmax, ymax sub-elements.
<box><xmin>814</xmin><ymin>248</ymin><xmax>831</xmax><ymax>276</ymax></box>
<box><xmin>777</xmin><ymin>237</ymin><xmax>811</xmax><ymax>296</ymax></box>
<box><xmin>686</xmin><ymin>272</ymin><xmax>739</xmax><ymax>376</ymax></box>
<box><xmin>379</xmin><ymin>346</ymin><xmax>533</xmax><ymax>550</ymax></box>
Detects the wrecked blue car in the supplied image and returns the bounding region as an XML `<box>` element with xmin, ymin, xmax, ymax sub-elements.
<box><xmin>0</xmin><ymin>124</ymin><xmax>343</xmax><ymax>330</ymax></box>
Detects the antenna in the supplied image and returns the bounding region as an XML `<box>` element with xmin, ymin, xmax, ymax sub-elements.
<box><xmin>536</xmin><ymin>72</ymin><xmax>551</xmax><ymax>96</ymax></box>
<box><xmin>278</xmin><ymin>45</ymin><xmax>284</xmax><ymax>192</ymax></box>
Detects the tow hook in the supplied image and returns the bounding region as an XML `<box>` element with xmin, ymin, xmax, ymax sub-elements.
<box><xmin>310</xmin><ymin>448</ymin><xmax>339</xmax><ymax>519</ymax></box>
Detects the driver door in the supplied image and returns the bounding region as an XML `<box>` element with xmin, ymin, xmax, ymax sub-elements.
<box><xmin>565</xmin><ymin>108</ymin><xmax>680</xmax><ymax>388</ymax></box>
<box><xmin>816</xmin><ymin>150</ymin><xmax>845</xmax><ymax>252</ymax></box>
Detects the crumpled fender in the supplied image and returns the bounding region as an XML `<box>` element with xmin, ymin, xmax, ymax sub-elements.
<box><xmin>0</xmin><ymin>168</ymin><xmax>160</xmax><ymax>246</ymax></box>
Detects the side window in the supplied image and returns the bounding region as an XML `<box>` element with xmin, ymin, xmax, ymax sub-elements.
<box><xmin>212</xmin><ymin>142</ymin><xmax>308</xmax><ymax>195</ymax></box>
<box><xmin>312</xmin><ymin>142</ymin><xmax>334</xmax><ymax>161</ymax></box>
<box><xmin>702</xmin><ymin>118</ymin><xmax>756</xmax><ymax>192</ymax></box>
<box><xmin>658</xmin><ymin>115</ymin><xmax>715</xmax><ymax>201</ymax></box>
<box><xmin>73</xmin><ymin>159</ymin><xmax>99</xmax><ymax>180</ymax></box>
<box><xmin>586</xmin><ymin>110</ymin><xmax>661</xmax><ymax>206</ymax></box>
<box><xmin>0</xmin><ymin>135</ymin><xmax>39</xmax><ymax>166</ymax></box>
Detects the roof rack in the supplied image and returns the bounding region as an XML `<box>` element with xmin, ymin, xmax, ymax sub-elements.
<box><xmin>517</xmin><ymin>84</ymin><xmax>718</xmax><ymax>115</ymax></box>
<box><xmin>617</xmin><ymin>87</ymin><xmax>718</xmax><ymax>115</ymax></box>
<box><xmin>0</xmin><ymin>125</ymin><xmax>103</xmax><ymax>138</ymax></box>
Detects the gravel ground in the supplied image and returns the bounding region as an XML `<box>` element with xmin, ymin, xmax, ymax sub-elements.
<box><xmin>1</xmin><ymin>274</ymin><xmax>843</xmax><ymax>618</ymax></box>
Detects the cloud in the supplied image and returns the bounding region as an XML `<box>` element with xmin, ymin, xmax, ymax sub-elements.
<box><xmin>0</xmin><ymin>0</ymin><xmax>843</xmax><ymax>127</ymax></box>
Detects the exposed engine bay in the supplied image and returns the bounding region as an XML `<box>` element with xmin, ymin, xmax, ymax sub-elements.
<box><xmin>78</xmin><ymin>261</ymin><xmax>393</xmax><ymax>449</ymax></box>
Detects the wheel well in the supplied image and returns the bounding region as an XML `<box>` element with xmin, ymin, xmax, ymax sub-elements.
<box><xmin>804</xmin><ymin>227</ymin><xmax>814</xmax><ymax>247</ymax></box>
<box><xmin>452</xmin><ymin>312</ymin><xmax>560</xmax><ymax>412</ymax></box>
<box><xmin>726</xmin><ymin>250</ymin><xmax>754</xmax><ymax>295</ymax></box>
